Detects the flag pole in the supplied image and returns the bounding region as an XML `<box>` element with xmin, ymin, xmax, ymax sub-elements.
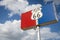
<box><xmin>36</xmin><ymin>19</ymin><xmax>41</xmax><ymax>40</ymax></box>
<box><xmin>36</xmin><ymin>26</ymin><xmax>41</xmax><ymax>40</ymax></box>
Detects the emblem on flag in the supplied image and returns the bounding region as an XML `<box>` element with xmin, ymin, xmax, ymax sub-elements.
<box><xmin>31</xmin><ymin>7</ymin><xmax>43</xmax><ymax>20</ymax></box>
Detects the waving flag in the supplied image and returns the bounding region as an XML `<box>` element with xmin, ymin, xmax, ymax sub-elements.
<box><xmin>21</xmin><ymin>2</ymin><xmax>58</xmax><ymax>30</ymax></box>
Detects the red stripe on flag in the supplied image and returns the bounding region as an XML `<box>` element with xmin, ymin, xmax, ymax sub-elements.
<box><xmin>21</xmin><ymin>11</ymin><xmax>36</xmax><ymax>30</ymax></box>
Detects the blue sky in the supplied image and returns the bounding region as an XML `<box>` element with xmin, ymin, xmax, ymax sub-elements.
<box><xmin>0</xmin><ymin>0</ymin><xmax>60</xmax><ymax>40</ymax></box>
<box><xmin>0</xmin><ymin>6</ymin><xmax>20</xmax><ymax>23</ymax></box>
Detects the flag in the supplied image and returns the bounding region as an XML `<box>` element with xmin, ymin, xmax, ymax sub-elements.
<box><xmin>21</xmin><ymin>2</ymin><xmax>58</xmax><ymax>30</ymax></box>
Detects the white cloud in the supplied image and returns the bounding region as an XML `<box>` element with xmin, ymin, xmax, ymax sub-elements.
<box><xmin>0</xmin><ymin>0</ymin><xmax>42</xmax><ymax>17</ymax></box>
<box><xmin>0</xmin><ymin>0</ymin><xmax>28</xmax><ymax>17</ymax></box>
<box><xmin>44</xmin><ymin>0</ymin><xmax>60</xmax><ymax>5</ymax></box>
<box><xmin>40</xmin><ymin>27</ymin><xmax>60</xmax><ymax>40</ymax></box>
<box><xmin>53</xmin><ymin>0</ymin><xmax>60</xmax><ymax>5</ymax></box>
<box><xmin>0</xmin><ymin>20</ymin><xmax>60</xmax><ymax>40</ymax></box>
<box><xmin>0</xmin><ymin>20</ymin><xmax>36</xmax><ymax>40</ymax></box>
<box><xmin>24</xmin><ymin>4</ymin><xmax>42</xmax><ymax>12</ymax></box>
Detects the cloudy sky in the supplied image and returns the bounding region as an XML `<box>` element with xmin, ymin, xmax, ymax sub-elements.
<box><xmin>0</xmin><ymin>0</ymin><xmax>60</xmax><ymax>40</ymax></box>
